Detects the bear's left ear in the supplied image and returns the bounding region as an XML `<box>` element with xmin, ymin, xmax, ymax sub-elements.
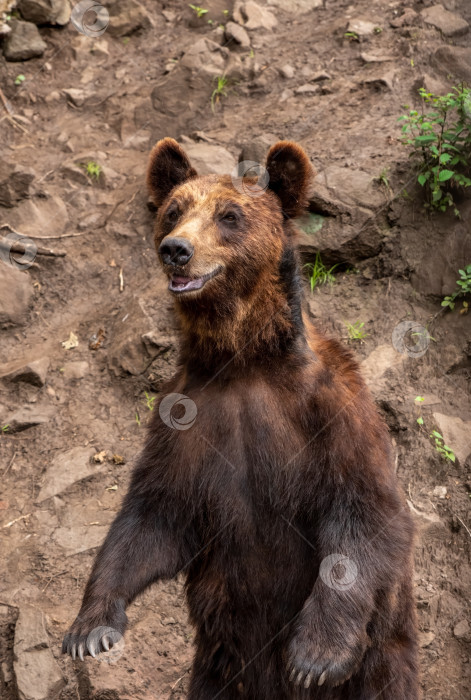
<box><xmin>265</xmin><ymin>141</ymin><xmax>313</xmax><ymax>219</ymax></box>
<box><xmin>147</xmin><ymin>138</ymin><xmax>198</xmax><ymax>207</ymax></box>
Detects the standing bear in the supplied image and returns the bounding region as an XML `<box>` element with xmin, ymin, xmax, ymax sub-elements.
<box><xmin>63</xmin><ymin>139</ymin><xmax>419</xmax><ymax>699</ymax></box>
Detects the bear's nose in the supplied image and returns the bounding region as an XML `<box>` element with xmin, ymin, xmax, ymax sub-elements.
<box><xmin>159</xmin><ymin>237</ymin><xmax>194</xmax><ymax>267</ymax></box>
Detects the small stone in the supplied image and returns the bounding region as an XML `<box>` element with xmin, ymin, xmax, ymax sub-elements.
<box><xmin>421</xmin><ymin>5</ymin><xmax>469</xmax><ymax>38</ymax></box>
<box><xmin>106</xmin><ymin>0</ymin><xmax>150</xmax><ymax>38</ymax></box>
<box><xmin>4</xmin><ymin>404</ymin><xmax>55</xmax><ymax>433</ymax></box>
<box><xmin>390</xmin><ymin>8</ymin><xmax>418</xmax><ymax>28</ymax></box>
<box><xmin>13</xmin><ymin>605</ymin><xmax>65</xmax><ymax>700</ymax></box>
<box><xmin>62</xmin><ymin>361</ymin><xmax>89</xmax><ymax>380</ymax></box>
<box><xmin>0</xmin><ymin>263</ymin><xmax>34</xmax><ymax>328</ymax></box>
<box><xmin>432</xmin><ymin>486</ymin><xmax>447</xmax><ymax>499</ymax></box>
<box><xmin>3</xmin><ymin>19</ymin><xmax>46</xmax><ymax>62</ymax></box>
<box><xmin>62</xmin><ymin>88</ymin><xmax>88</xmax><ymax>107</ymax></box>
<box><xmin>60</xmin><ymin>162</ymin><xmax>89</xmax><ymax>185</ymax></box>
<box><xmin>418</xmin><ymin>631</ymin><xmax>435</xmax><ymax>648</ymax></box>
<box><xmin>346</xmin><ymin>19</ymin><xmax>378</xmax><ymax>37</ymax></box>
<box><xmin>294</xmin><ymin>83</ymin><xmax>319</xmax><ymax>95</ymax></box>
<box><xmin>181</xmin><ymin>143</ymin><xmax>236</xmax><ymax>175</ymax></box>
<box><xmin>17</xmin><ymin>0</ymin><xmax>70</xmax><ymax>25</ymax></box>
<box><xmin>1</xmin><ymin>357</ymin><xmax>50</xmax><ymax>387</ymax></box>
<box><xmin>454</xmin><ymin>619</ymin><xmax>471</xmax><ymax>641</ymax></box>
<box><xmin>241</xmin><ymin>1</ymin><xmax>277</xmax><ymax>30</ymax></box>
<box><xmin>225</xmin><ymin>21</ymin><xmax>251</xmax><ymax>47</ymax></box>
<box><xmin>0</xmin><ymin>161</ymin><xmax>35</xmax><ymax>207</ymax></box>
<box><xmin>36</xmin><ymin>446</ymin><xmax>97</xmax><ymax>502</ymax></box>
<box><xmin>279</xmin><ymin>64</ymin><xmax>295</xmax><ymax>79</ymax></box>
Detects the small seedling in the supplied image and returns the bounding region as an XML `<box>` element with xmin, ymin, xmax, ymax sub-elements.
<box><xmin>135</xmin><ymin>412</ymin><xmax>141</xmax><ymax>426</ymax></box>
<box><xmin>1</xmin><ymin>425</ymin><xmax>9</xmax><ymax>433</ymax></box>
<box><xmin>303</xmin><ymin>253</ymin><xmax>339</xmax><ymax>292</ymax></box>
<box><xmin>417</xmin><ymin>416</ymin><xmax>424</xmax><ymax>426</ymax></box>
<box><xmin>344</xmin><ymin>31</ymin><xmax>359</xmax><ymax>41</ymax></box>
<box><xmin>211</xmin><ymin>75</ymin><xmax>229</xmax><ymax>111</ymax></box>
<box><xmin>399</xmin><ymin>84</ymin><xmax>471</xmax><ymax>213</ymax></box>
<box><xmin>374</xmin><ymin>27</ymin><xmax>383</xmax><ymax>34</ymax></box>
<box><xmin>81</xmin><ymin>161</ymin><xmax>102</xmax><ymax>181</ymax></box>
<box><xmin>430</xmin><ymin>430</ymin><xmax>455</xmax><ymax>463</ymax></box>
<box><xmin>345</xmin><ymin>320</ymin><xmax>368</xmax><ymax>342</ymax></box>
<box><xmin>14</xmin><ymin>74</ymin><xmax>25</xmax><ymax>86</ymax></box>
<box><xmin>223</xmin><ymin>9</ymin><xmax>229</xmax><ymax>15</ymax></box>
<box><xmin>442</xmin><ymin>264</ymin><xmax>471</xmax><ymax>312</ymax></box>
<box><xmin>189</xmin><ymin>4</ymin><xmax>208</xmax><ymax>18</ymax></box>
<box><xmin>144</xmin><ymin>392</ymin><xmax>156</xmax><ymax>411</ymax></box>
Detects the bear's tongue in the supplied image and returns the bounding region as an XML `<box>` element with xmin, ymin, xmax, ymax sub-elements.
<box><xmin>169</xmin><ymin>276</ymin><xmax>205</xmax><ymax>292</ymax></box>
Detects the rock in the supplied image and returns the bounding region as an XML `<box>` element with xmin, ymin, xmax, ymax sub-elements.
<box><xmin>4</xmin><ymin>404</ymin><xmax>55</xmax><ymax>433</ymax></box>
<box><xmin>418</xmin><ymin>631</ymin><xmax>435</xmax><ymax>648</ymax></box>
<box><xmin>60</xmin><ymin>161</ymin><xmax>89</xmax><ymax>185</ymax></box>
<box><xmin>104</xmin><ymin>0</ymin><xmax>150</xmax><ymax>37</ymax></box>
<box><xmin>346</xmin><ymin>18</ymin><xmax>378</xmax><ymax>37</ymax></box>
<box><xmin>238</xmin><ymin>133</ymin><xmax>278</xmax><ymax>166</ymax></box>
<box><xmin>421</xmin><ymin>5</ymin><xmax>468</xmax><ymax>37</ymax></box>
<box><xmin>0</xmin><ymin>161</ymin><xmax>35</xmax><ymax>207</ymax></box>
<box><xmin>225</xmin><ymin>21</ymin><xmax>251</xmax><ymax>47</ymax></box>
<box><xmin>3</xmin><ymin>19</ymin><xmax>46</xmax><ymax>61</ymax></box>
<box><xmin>364</xmin><ymin>70</ymin><xmax>396</xmax><ymax>92</ymax></box>
<box><xmin>0</xmin><ymin>262</ymin><xmax>34</xmax><ymax>327</ymax></box>
<box><xmin>13</xmin><ymin>606</ymin><xmax>65</xmax><ymax>700</ymax></box>
<box><xmin>17</xmin><ymin>0</ymin><xmax>70</xmax><ymax>25</ymax></box>
<box><xmin>431</xmin><ymin>45</ymin><xmax>471</xmax><ymax>83</ymax></box>
<box><xmin>390</xmin><ymin>8</ymin><xmax>418</xmax><ymax>28</ymax></box>
<box><xmin>268</xmin><ymin>0</ymin><xmax>322</xmax><ymax>11</ymax></box>
<box><xmin>36</xmin><ymin>446</ymin><xmax>98</xmax><ymax>502</ymax></box>
<box><xmin>239</xmin><ymin>1</ymin><xmax>277</xmax><ymax>30</ymax></box>
<box><xmin>180</xmin><ymin>38</ymin><xmax>229</xmax><ymax>77</ymax></box>
<box><xmin>432</xmin><ymin>486</ymin><xmax>447</xmax><ymax>499</ymax></box>
<box><xmin>53</xmin><ymin>525</ymin><xmax>108</xmax><ymax>556</ymax></box>
<box><xmin>453</xmin><ymin>619</ymin><xmax>471</xmax><ymax>641</ymax></box>
<box><xmin>183</xmin><ymin>143</ymin><xmax>237</xmax><ymax>176</ymax></box>
<box><xmin>296</xmin><ymin>166</ymin><xmax>386</xmax><ymax>264</ymax></box>
<box><xmin>361</xmin><ymin>345</ymin><xmax>404</xmax><ymax>387</ymax></box>
<box><xmin>432</xmin><ymin>413</ymin><xmax>471</xmax><ymax>465</ymax></box>
<box><xmin>62</xmin><ymin>87</ymin><xmax>88</xmax><ymax>107</ymax></box>
<box><xmin>62</xmin><ymin>361</ymin><xmax>89</xmax><ymax>380</ymax></box>
<box><xmin>294</xmin><ymin>84</ymin><xmax>320</xmax><ymax>95</ymax></box>
<box><xmin>0</xmin><ymin>357</ymin><xmax>49</xmax><ymax>386</ymax></box>
<box><xmin>279</xmin><ymin>64</ymin><xmax>295</xmax><ymax>79</ymax></box>
<box><xmin>5</xmin><ymin>193</ymin><xmax>69</xmax><ymax>239</ymax></box>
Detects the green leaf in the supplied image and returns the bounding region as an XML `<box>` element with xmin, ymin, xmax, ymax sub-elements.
<box><xmin>439</xmin><ymin>153</ymin><xmax>452</xmax><ymax>164</ymax></box>
<box><xmin>417</xmin><ymin>417</ymin><xmax>424</xmax><ymax>426</ymax></box>
<box><xmin>417</xmin><ymin>173</ymin><xmax>428</xmax><ymax>186</ymax></box>
<box><xmin>438</xmin><ymin>169</ymin><xmax>454</xmax><ymax>182</ymax></box>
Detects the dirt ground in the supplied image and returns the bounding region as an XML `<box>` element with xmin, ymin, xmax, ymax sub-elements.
<box><xmin>0</xmin><ymin>0</ymin><xmax>470</xmax><ymax>698</ymax></box>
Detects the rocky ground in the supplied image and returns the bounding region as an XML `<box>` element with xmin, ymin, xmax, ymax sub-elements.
<box><xmin>0</xmin><ymin>0</ymin><xmax>470</xmax><ymax>698</ymax></box>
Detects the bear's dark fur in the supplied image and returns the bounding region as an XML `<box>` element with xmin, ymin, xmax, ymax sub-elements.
<box><xmin>63</xmin><ymin>139</ymin><xmax>419</xmax><ymax>699</ymax></box>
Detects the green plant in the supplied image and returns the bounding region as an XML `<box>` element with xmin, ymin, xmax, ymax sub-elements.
<box><xmin>399</xmin><ymin>85</ymin><xmax>471</xmax><ymax>213</ymax></box>
<box><xmin>345</xmin><ymin>320</ymin><xmax>368</xmax><ymax>342</ymax></box>
<box><xmin>135</xmin><ymin>412</ymin><xmax>141</xmax><ymax>426</ymax></box>
<box><xmin>144</xmin><ymin>392</ymin><xmax>156</xmax><ymax>411</ymax></box>
<box><xmin>344</xmin><ymin>31</ymin><xmax>359</xmax><ymax>41</ymax></box>
<box><xmin>430</xmin><ymin>430</ymin><xmax>455</xmax><ymax>462</ymax></box>
<box><xmin>375</xmin><ymin>167</ymin><xmax>391</xmax><ymax>192</ymax></box>
<box><xmin>1</xmin><ymin>425</ymin><xmax>9</xmax><ymax>433</ymax></box>
<box><xmin>81</xmin><ymin>160</ymin><xmax>102</xmax><ymax>181</ymax></box>
<box><xmin>189</xmin><ymin>4</ymin><xmax>208</xmax><ymax>18</ymax></box>
<box><xmin>14</xmin><ymin>74</ymin><xmax>25</xmax><ymax>86</ymax></box>
<box><xmin>211</xmin><ymin>75</ymin><xmax>229</xmax><ymax>111</ymax></box>
<box><xmin>303</xmin><ymin>253</ymin><xmax>339</xmax><ymax>291</ymax></box>
<box><xmin>442</xmin><ymin>264</ymin><xmax>471</xmax><ymax>312</ymax></box>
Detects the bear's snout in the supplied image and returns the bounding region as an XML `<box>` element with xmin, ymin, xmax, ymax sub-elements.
<box><xmin>159</xmin><ymin>237</ymin><xmax>194</xmax><ymax>267</ymax></box>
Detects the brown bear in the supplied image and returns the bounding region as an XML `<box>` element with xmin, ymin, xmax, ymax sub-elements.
<box><xmin>63</xmin><ymin>139</ymin><xmax>419</xmax><ymax>699</ymax></box>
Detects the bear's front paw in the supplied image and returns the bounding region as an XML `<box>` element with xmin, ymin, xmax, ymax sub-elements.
<box><xmin>287</xmin><ymin>626</ymin><xmax>368</xmax><ymax>689</ymax></box>
<box><xmin>62</xmin><ymin>619</ymin><xmax>124</xmax><ymax>661</ymax></box>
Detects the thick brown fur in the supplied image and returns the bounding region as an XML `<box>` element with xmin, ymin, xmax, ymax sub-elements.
<box><xmin>63</xmin><ymin>139</ymin><xmax>419</xmax><ymax>699</ymax></box>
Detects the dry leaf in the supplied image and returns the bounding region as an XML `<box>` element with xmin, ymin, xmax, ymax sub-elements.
<box><xmin>62</xmin><ymin>332</ymin><xmax>79</xmax><ymax>350</ymax></box>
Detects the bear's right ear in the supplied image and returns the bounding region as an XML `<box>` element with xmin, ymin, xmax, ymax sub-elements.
<box><xmin>147</xmin><ymin>138</ymin><xmax>198</xmax><ymax>207</ymax></box>
<box><xmin>265</xmin><ymin>141</ymin><xmax>313</xmax><ymax>219</ymax></box>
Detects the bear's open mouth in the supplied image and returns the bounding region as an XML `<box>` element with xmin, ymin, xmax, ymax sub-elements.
<box><xmin>169</xmin><ymin>266</ymin><xmax>223</xmax><ymax>294</ymax></box>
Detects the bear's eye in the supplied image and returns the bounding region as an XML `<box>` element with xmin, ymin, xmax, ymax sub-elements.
<box><xmin>221</xmin><ymin>212</ymin><xmax>237</xmax><ymax>224</ymax></box>
<box><xmin>167</xmin><ymin>209</ymin><xmax>179</xmax><ymax>224</ymax></box>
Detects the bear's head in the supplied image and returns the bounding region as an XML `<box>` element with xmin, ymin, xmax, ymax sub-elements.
<box><xmin>147</xmin><ymin>138</ymin><xmax>313</xmax><ymax>309</ymax></box>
